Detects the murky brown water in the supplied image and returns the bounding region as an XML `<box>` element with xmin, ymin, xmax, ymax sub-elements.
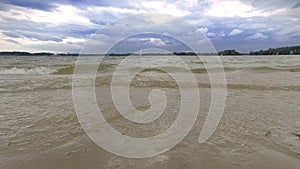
<box><xmin>0</xmin><ymin>55</ymin><xmax>299</xmax><ymax>168</ymax></box>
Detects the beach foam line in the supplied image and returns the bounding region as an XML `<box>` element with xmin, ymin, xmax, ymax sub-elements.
<box><xmin>0</xmin><ymin>67</ymin><xmax>56</xmax><ymax>75</ymax></box>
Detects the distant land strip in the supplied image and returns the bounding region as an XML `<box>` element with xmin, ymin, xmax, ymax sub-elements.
<box><xmin>0</xmin><ymin>45</ymin><xmax>300</xmax><ymax>56</ymax></box>
<box><xmin>0</xmin><ymin>51</ymin><xmax>79</xmax><ymax>56</ymax></box>
<box><xmin>218</xmin><ymin>46</ymin><xmax>300</xmax><ymax>56</ymax></box>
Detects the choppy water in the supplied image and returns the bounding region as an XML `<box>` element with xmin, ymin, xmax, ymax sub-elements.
<box><xmin>0</xmin><ymin>55</ymin><xmax>299</xmax><ymax>169</ymax></box>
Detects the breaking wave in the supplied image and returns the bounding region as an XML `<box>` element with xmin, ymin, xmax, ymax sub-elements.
<box><xmin>0</xmin><ymin>67</ymin><xmax>56</xmax><ymax>75</ymax></box>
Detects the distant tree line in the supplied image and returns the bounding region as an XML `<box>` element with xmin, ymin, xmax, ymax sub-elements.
<box><xmin>1</xmin><ymin>45</ymin><xmax>300</xmax><ymax>56</ymax></box>
<box><xmin>173</xmin><ymin>52</ymin><xmax>197</xmax><ymax>55</ymax></box>
<box><xmin>218</xmin><ymin>46</ymin><xmax>300</xmax><ymax>56</ymax></box>
<box><xmin>0</xmin><ymin>51</ymin><xmax>53</xmax><ymax>56</ymax></box>
<box><xmin>218</xmin><ymin>50</ymin><xmax>242</xmax><ymax>56</ymax></box>
<box><xmin>0</xmin><ymin>51</ymin><xmax>78</xmax><ymax>56</ymax></box>
<box><xmin>105</xmin><ymin>53</ymin><xmax>131</xmax><ymax>56</ymax></box>
<box><xmin>249</xmin><ymin>46</ymin><xmax>300</xmax><ymax>55</ymax></box>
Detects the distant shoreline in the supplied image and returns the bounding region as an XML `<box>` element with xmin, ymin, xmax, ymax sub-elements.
<box><xmin>218</xmin><ymin>46</ymin><xmax>300</xmax><ymax>56</ymax></box>
<box><xmin>1</xmin><ymin>45</ymin><xmax>299</xmax><ymax>56</ymax></box>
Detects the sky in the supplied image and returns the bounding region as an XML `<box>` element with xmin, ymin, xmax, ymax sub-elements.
<box><xmin>0</xmin><ymin>0</ymin><xmax>299</xmax><ymax>53</ymax></box>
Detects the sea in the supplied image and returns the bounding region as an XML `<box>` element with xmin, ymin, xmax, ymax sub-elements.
<box><xmin>0</xmin><ymin>55</ymin><xmax>299</xmax><ymax>169</ymax></box>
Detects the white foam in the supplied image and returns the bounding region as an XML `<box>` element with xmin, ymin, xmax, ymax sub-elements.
<box><xmin>0</xmin><ymin>67</ymin><xmax>56</xmax><ymax>75</ymax></box>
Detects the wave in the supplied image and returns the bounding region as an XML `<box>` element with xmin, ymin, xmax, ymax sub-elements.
<box><xmin>53</xmin><ymin>64</ymin><xmax>117</xmax><ymax>75</ymax></box>
<box><xmin>129</xmin><ymin>66</ymin><xmax>298</xmax><ymax>74</ymax></box>
<box><xmin>0</xmin><ymin>67</ymin><xmax>56</xmax><ymax>75</ymax></box>
<box><xmin>2</xmin><ymin>75</ymin><xmax>299</xmax><ymax>93</ymax></box>
<box><xmin>191</xmin><ymin>66</ymin><xmax>300</xmax><ymax>73</ymax></box>
<box><xmin>53</xmin><ymin>64</ymin><xmax>300</xmax><ymax>75</ymax></box>
<box><xmin>53</xmin><ymin>66</ymin><xmax>74</xmax><ymax>74</ymax></box>
<box><xmin>246</xmin><ymin>66</ymin><xmax>300</xmax><ymax>72</ymax></box>
<box><xmin>225</xmin><ymin>84</ymin><xmax>300</xmax><ymax>91</ymax></box>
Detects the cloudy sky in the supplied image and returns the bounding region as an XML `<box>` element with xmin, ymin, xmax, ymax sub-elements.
<box><xmin>0</xmin><ymin>0</ymin><xmax>299</xmax><ymax>53</ymax></box>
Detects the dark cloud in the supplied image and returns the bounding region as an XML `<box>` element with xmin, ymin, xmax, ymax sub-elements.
<box><xmin>0</xmin><ymin>17</ymin><xmax>97</xmax><ymax>44</ymax></box>
<box><xmin>57</xmin><ymin>24</ymin><xmax>98</xmax><ymax>38</ymax></box>
<box><xmin>242</xmin><ymin>0</ymin><xmax>299</xmax><ymax>10</ymax></box>
<box><xmin>90</xmin><ymin>19</ymin><xmax>107</xmax><ymax>26</ymax></box>
<box><xmin>23</xmin><ymin>32</ymin><xmax>63</xmax><ymax>42</ymax></box>
<box><xmin>1</xmin><ymin>0</ymin><xmax>111</xmax><ymax>11</ymax></box>
<box><xmin>3</xmin><ymin>31</ymin><xmax>22</xmax><ymax>38</ymax></box>
<box><xmin>292</xmin><ymin>2</ymin><xmax>300</xmax><ymax>9</ymax></box>
<box><xmin>3</xmin><ymin>30</ymin><xmax>63</xmax><ymax>42</ymax></box>
<box><xmin>0</xmin><ymin>2</ymin><xmax>11</xmax><ymax>11</ymax></box>
<box><xmin>2</xmin><ymin>0</ymin><xmax>57</xmax><ymax>11</ymax></box>
<box><xmin>5</xmin><ymin>39</ymin><xmax>20</xmax><ymax>44</ymax></box>
<box><xmin>64</xmin><ymin>0</ymin><xmax>110</xmax><ymax>8</ymax></box>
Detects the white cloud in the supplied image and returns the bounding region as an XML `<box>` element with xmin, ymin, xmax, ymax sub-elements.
<box><xmin>86</xmin><ymin>6</ymin><xmax>144</xmax><ymax>17</ymax></box>
<box><xmin>246</xmin><ymin>33</ymin><xmax>267</xmax><ymax>40</ymax></box>
<box><xmin>30</xmin><ymin>5</ymin><xmax>94</xmax><ymax>26</ymax></box>
<box><xmin>130</xmin><ymin>1</ymin><xmax>191</xmax><ymax>17</ymax></box>
<box><xmin>205</xmin><ymin>0</ymin><xmax>286</xmax><ymax>17</ymax></box>
<box><xmin>196</xmin><ymin>27</ymin><xmax>208</xmax><ymax>34</ymax></box>
<box><xmin>62</xmin><ymin>37</ymin><xmax>86</xmax><ymax>44</ymax></box>
<box><xmin>220</xmin><ymin>31</ymin><xmax>226</xmax><ymax>37</ymax></box>
<box><xmin>228</xmin><ymin>29</ymin><xmax>243</xmax><ymax>36</ymax></box>
<box><xmin>140</xmin><ymin>38</ymin><xmax>166</xmax><ymax>46</ymax></box>
<box><xmin>174</xmin><ymin>0</ymin><xmax>199</xmax><ymax>8</ymax></box>
<box><xmin>207</xmin><ymin>32</ymin><xmax>216</xmax><ymax>37</ymax></box>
